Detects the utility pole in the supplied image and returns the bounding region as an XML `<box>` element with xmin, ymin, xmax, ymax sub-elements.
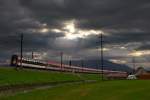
<box><xmin>69</xmin><ymin>60</ymin><xmax>72</xmax><ymax>67</ymax></box>
<box><xmin>132</xmin><ymin>57</ymin><xmax>136</xmax><ymax>74</ymax></box>
<box><xmin>20</xmin><ymin>34</ymin><xmax>23</xmax><ymax>69</ymax></box>
<box><xmin>81</xmin><ymin>60</ymin><xmax>84</xmax><ymax>72</ymax></box>
<box><xmin>100</xmin><ymin>33</ymin><xmax>104</xmax><ymax>81</ymax></box>
<box><xmin>32</xmin><ymin>52</ymin><xmax>34</xmax><ymax>59</ymax></box>
<box><xmin>60</xmin><ymin>52</ymin><xmax>63</xmax><ymax>71</ymax></box>
<box><xmin>69</xmin><ymin>59</ymin><xmax>72</xmax><ymax>72</ymax></box>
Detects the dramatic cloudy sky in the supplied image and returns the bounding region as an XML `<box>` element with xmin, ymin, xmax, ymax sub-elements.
<box><xmin>1</xmin><ymin>0</ymin><xmax>150</xmax><ymax>68</ymax></box>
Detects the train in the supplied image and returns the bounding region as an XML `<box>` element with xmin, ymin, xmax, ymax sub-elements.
<box><xmin>10</xmin><ymin>55</ymin><xmax>128</xmax><ymax>79</ymax></box>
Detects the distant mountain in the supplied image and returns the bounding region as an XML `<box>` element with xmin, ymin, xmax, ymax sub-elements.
<box><xmin>64</xmin><ymin>59</ymin><xmax>132</xmax><ymax>73</ymax></box>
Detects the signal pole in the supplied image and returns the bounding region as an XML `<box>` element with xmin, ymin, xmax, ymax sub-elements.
<box><xmin>20</xmin><ymin>34</ymin><xmax>23</xmax><ymax>69</ymax></box>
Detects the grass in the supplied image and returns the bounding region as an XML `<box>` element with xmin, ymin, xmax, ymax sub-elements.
<box><xmin>1</xmin><ymin>80</ymin><xmax>150</xmax><ymax>100</ymax></box>
<box><xmin>0</xmin><ymin>67</ymin><xmax>150</xmax><ymax>100</ymax></box>
<box><xmin>76</xmin><ymin>73</ymin><xmax>101</xmax><ymax>81</ymax></box>
<box><xmin>0</xmin><ymin>67</ymin><xmax>101</xmax><ymax>86</ymax></box>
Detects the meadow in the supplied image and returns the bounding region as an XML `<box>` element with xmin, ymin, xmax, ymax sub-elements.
<box><xmin>1</xmin><ymin>67</ymin><xmax>149</xmax><ymax>100</ymax></box>
<box><xmin>0</xmin><ymin>67</ymin><xmax>101</xmax><ymax>86</ymax></box>
<box><xmin>1</xmin><ymin>80</ymin><xmax>150</xmax><ymax>100</ymax></box>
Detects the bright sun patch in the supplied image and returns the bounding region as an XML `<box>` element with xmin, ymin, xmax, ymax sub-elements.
<box><xmin>40</xmin><ymin>28</ymin><xmax>49</xmax><ymax>33</ymax></box>
<box><xmin>129</xmin><ymin>50</ymin><xmax>150</xmax><ymax>57</ymax></box>
<box><xmin>53</xmin><ymin>20</ymin><xmax>104</xmax><ymax>40</ymax></box>
<box><xmin>35</xmin><ymin>20</ymin><xmax>104</xmax><ymax>39</ymax></box>
<box><xmin>110</xmin><ymin>59</ymin><xmax>127</xmax><ymax>64</ymax></box>
<box><xmin>64</xmin><ymin>20</ymin><xmax>76</xmax><ymax>33</ymax></box>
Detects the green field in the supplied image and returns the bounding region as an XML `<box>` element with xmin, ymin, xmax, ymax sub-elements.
<box><xmin>0</xmin><ymin>67</ymin><xmax>101</xmax><ymax>86</ymax></box>
<box><xmin>1</xmin><ymin>80</ymin><xmax>150</xmax><ymax>100</ymax></box>
<box><xmin>1</xmin><ymin>67</ymin><xmax>149</xmax><ymax>100</ymax></box>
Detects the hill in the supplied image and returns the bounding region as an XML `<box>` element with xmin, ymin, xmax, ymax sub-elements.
<box><xmin>65</xmin><ymin>59</ymin><xmax>132</xmax><ymax>73</ymax></box>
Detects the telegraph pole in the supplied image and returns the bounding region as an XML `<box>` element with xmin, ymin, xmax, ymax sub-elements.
<box><xmin>100</xmin><ymin>33</ymin><xmax>104</xmax><ymax>81</ymax></box>
<box><xmin>20</xmin><ymin>34</ymin><xmax>23</xmax><ymax>69</ymax></box>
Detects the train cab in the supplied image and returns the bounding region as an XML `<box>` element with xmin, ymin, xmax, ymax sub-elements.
<box><xmin>10</xmin><ymin>55</ymin><xmax>19</xmax><ymax>66</ymax></box>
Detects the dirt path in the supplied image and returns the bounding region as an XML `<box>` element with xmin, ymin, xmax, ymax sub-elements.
<box><xmin>0</xmin><ymin>80</ymin><xmax>96</xmax><ymax>96</ymax></box>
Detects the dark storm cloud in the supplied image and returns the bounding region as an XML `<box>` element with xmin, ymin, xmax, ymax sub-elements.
<box><xmin>0</xmin><ymin>0</ymin><xmax>66</xmax><ymax>61</ymax></box>
<box><xmin>136</xmin><ymin>43</ymin><xmax>150</xmax><ymax>51</ymax></box>
<box><xmin>0</xmin><ymin>0</ymin><xmax>64</xmax><ymax>48</ymax></box>
<box><xmin>104</xmin><ymin>30</ymin><xmax>150</xmax><ymax>44</ymax></box>
<box><xmin>75</xmin><ymin>0</ymin><xmax>150</xmax><ymax>29</ymax></box>
<box><xmin>21</xmin><ymin>0</ymin><xmax>150</xmax><ymax>30</ymax></box>
<box><xmin>1</xmin><ymin>0</ymin><xmax>150</xmax><ymax>63</ymax></box>
<box><xmin>0</xmin><ymin>0</ymin><xmax>35</xmax><ymax>33</ymax></box>
<box><xmin>74</xmin><ymin>29</ymin><xmax>150</xmax><ymax>50</ymax></box>
<box><xmin>20</xmin><ymin>0</ymin><xmax>150</xmax><ymax>45</ymax></box>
